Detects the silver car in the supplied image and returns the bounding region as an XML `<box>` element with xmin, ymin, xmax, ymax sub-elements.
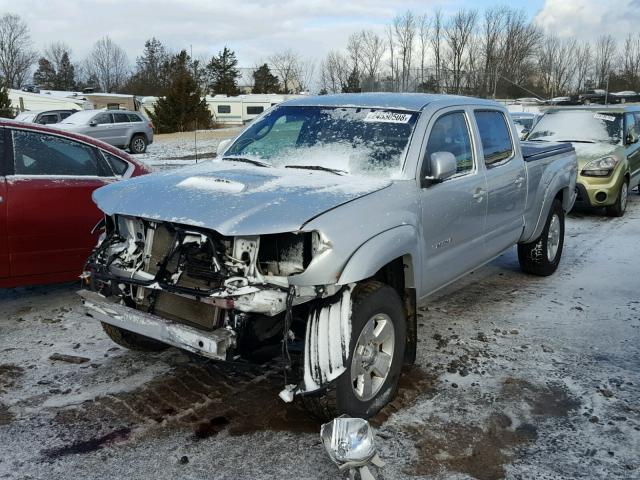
<box><xmin>55</xmin><ymin>109</ymin><xmax>154</xmax><ymax>154</ymax></box>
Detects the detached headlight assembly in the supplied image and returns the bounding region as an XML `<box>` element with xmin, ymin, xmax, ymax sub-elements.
<box><xmin>581</xmin><ymin>156</ymin><xmax>619</xmax><ymax>177</ymax></box>
<box><xmin>320</xmin><ymin>416</ymin><xmax>384</xmax><ymax>479</ymax></box>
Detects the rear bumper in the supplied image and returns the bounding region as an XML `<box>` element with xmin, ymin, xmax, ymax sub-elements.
<box><xmin>78</xmin><ymin>290</ymin><xmax>236</xmax><ymax>360</ymax></box>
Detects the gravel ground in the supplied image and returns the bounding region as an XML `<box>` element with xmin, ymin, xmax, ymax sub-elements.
<box><xmin>0</xmin><ymin>191</ymin><xmax>639</xmax><ymax>479</ymax></box>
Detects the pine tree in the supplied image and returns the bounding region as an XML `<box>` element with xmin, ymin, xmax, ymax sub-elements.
<box><xmin>125</xmin><ymin>38</ymin><xmax>169</xmax><ymax>96</ymax></box>
<box><xmin>207</xmin><ymin>47</ymin><xmax>240</xmax><ymax>96</ymax></box>
<box><xmin>341</xmin><ymin>68</ymin><xmax>361</xmax><ymax>93</ymax></box>
<box><xmin>252</xmin><ymin>63</ymin><xmax>280</xmax><ymax>94</ymax></box>
<box><xmin>147</xmin><ymin>50</ymin><xmax>212</xmax><ymax>133</ymax></box>
<box><xmin>0</xmin><ymin>84</ymin><xmax>13</xmax><ymax>118</ymax></box>
<box><xmin>33</xmin><ymin>58</ymin><xmax>57</xmax><ymax>88</ymax></box>
<box><xmin>56</xmin><ymin>52</ymin><xmax>75</xmax><ymax>90</ymax></box>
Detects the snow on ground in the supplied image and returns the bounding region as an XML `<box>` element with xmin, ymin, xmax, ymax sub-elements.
<box><xmin>0</xmin><ymin>197</ymin><xmax>639</xmax><ymax>479</ymax></box>
<box><xmin>138</xmin><ymin>127</ymin><xmax>242</xmax><ymax>170</ymax></box>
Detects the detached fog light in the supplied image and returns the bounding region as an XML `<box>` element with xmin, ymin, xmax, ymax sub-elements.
<box><xmin>320</xmin><ymin>416</ymin><xmax>384</xmax><ymax>479</ymax></box>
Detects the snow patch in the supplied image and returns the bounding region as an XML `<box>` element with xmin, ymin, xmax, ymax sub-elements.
<box><xmin>176</xmin><ymin>176</ymin><xmax>246</xmax><ymax>193</ymax></box>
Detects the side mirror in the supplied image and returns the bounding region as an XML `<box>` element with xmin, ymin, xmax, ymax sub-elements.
<box><xmin>216</xmin><ymin>138</ymin><xmax>232</xmax><ymax>157</ymax></box>
<box><xmin>89</xmin><ymin>120</ymin><xmax>97</xmax><ymax>127</ymax></box>
<box><xmin>626</xmin><ymin>130</ymin><xmax>638</xmax><ymax>145</ymax></box>
<box><xmin>520</xmin><ymin>128</ymin><xmax>530</xmax><ymax>140</ymax></box>
<box><xmin>426</xmin><ymin>151</ymin><xmax>457</xmax><ymax>182</ymax></box>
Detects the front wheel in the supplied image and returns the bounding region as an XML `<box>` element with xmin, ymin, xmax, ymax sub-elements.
<box><xmin>606</xmin><ymin>180</ymin><xmax>628</xmax><ymax>217</ymax></box>
<box><xmin>302</xmin><ymin>281</ymin><xmax>406</xmax><ymax>420</ymax></box>
<box><xmin>518</xmin><ymin>199</ymin><xmax>565</xmax><ymax>276</ymax></box>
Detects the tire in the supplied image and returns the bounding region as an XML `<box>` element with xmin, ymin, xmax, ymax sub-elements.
<box><xmin>129</xmin><ymin>134</ymin><xmax>147</xmax><ymax>154</ymax></box>
<box><xmin>101</xmin><ymin>322</ymin><xmax>168</xmax><ymax>352</ymax></box>
<box><xmin>518</xmin><ymin>199</ymin><xmax>564</xmax><ymax>276</ymax></box>
<box><xmin>302</xmin><ymin>281</ymin><xmax>406</xmax><ymax>420</ymax></box>
<box><xmin>606</xmin><ymin>180</ymin><xmax>628</xmax><ymax>217</ymax></box>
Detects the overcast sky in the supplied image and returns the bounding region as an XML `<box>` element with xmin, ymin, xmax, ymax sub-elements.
<box><xmin>1</xmin><ymin>0</ymin><xmax>639</xmax><ymax>67</ymax></box>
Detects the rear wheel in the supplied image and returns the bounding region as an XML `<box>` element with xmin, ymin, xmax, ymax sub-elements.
<box><xmin>129</xmin><ymin>134</ymin><xmax>147</xmax><ymax>154</ymax></box>
<box><xmin>101</xmin><ymin>322</ymin><xmax>168</xmax><ymax>352</ymax></box>
<box><xmin>302</xmin><ymin>281</ymin><xmax>406</xmax><ymax>420</ymax></box>
<box><xmin>606</xmin><ymin>180</ymin><xmax>628</xmax><ymax>217</ymax></box>
<box><xmin>518</xmin><ymin>199</ymin><xmax>564</xmax><ymax>276</ymax></box>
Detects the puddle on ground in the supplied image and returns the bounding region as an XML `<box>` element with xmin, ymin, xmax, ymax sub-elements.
<box><xmin>43</xmin><ymin>428</ymin><xmax>131</xmax><ymax>459</ymax></box>
<box><xmin>409</xmin><ymin>413</ymin><xmax>537</xmax><ymax>480</ymax></box>
<box><xmin>407</xmin><ymin>377</ymin><xmax>581</xmax><ymax>480</ymax></box>
<box><xmin>0</xmin><ymin>364</ymin><xmax>24</xmax><ymax>394</ymax></box>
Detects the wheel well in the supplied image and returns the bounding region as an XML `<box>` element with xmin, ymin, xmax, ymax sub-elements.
<box><xmin>372</xmin><ymin>255</ymin><xmax>417</xmax><ymax>365</ymax></box>
<box><xmin>130</xmin><ymin>132</ymin><xmax>147</xmax><ymax>144</ymax></box>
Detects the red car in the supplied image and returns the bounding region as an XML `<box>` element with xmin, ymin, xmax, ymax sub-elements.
<box><xmin>0</xmin><ymin>119</ymin><xmax>151</xmax><ymax>288</ymax></box>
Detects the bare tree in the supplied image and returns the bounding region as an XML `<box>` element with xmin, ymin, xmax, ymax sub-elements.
<box><xmin>85</xmin><ymin>36</ymin><xmax>129</xmax><ymax>92</ymax></box>
<box><xmin>593</xmin><ymin>35</ymin><xmax>617</xmax><ymax>88</ymax></box>
<box><xmin>538</xmin><ymin>35</ymin><xmax>577</xmax><ymax>97</ymax></box>
<box><xmin>0</xmin><ymin>13</ymin><xmax>37</xmax><ymax>88</ymax></box>
<box><xmin>430</xmin><ymin>9</ymin><xmax>444</xmax><ymax>92</ymax></box>
<box><xmin>480</xmin><ymin>7</ymin><xmax>507</xmax><ymax>97</ymax></box>
<box><xmin>319</xmin><ymin>50</ymin><xmax>349</xmax><ymax>93</ymax></box>
<box><xmin>386</xmin><ymin>25</ymin><xmax>396</xmax><ymax>91</ymax></box>
<box><xmin>417</xmin><ymin>14</ymin><xmax>429</xmax><ymax>88</ymax></box>
<box><xmin>44</xmin><ymin>42</ymin><xmax>71</xmax><ymax>73</ymax></box>
<box><xmin>269</xmin><ymin>49</ymin><xmax>313</xmax><ymax>93</ymax></box>
<box><xmin>620</xmin><ymin>34</ymin><xmax>640</xmax><ymax>90</ymax></box>
<box><xmin>360</xmin><ymin>30</ymin><xmax>385</xmax><ymax>90</ymax></box>
<box><xmin>574</xmin><ymin>42</ymin><xmax>592</xmax><ymax>92</ymax></box>
<box><xmin>393</xmin><ymin>11</ymin><xmax>416</xmax><ymax>92</ymax></box>
<box><xmin>346</xmin><ymin>31</ymin><xmax>364</xmax><ymax>73</ymax></box>
<box><xmin>444</xmin><ymin>9</ymin><xmax>478</xmax><ymax>94</ymax></box>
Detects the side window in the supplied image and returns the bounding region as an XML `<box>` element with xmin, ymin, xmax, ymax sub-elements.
<box><xmin>94</xmin><ymin>113</ymin><xmax>113</xmax><ymax>125</ymax></box>
<box><xmin>0</xmin><ymin>128</ymin><xmax>5</xmax><ymax>176</ymax></box>
<box><xmin>625</xmin><ymin>112</ymin><xmax>638</xmax><ymax>138</ymax></box>
<box><xmin>60</xmin><ymin>111</ymin><xmax>73</xmax><ymax>120</ymax></box>
<box><xmin>247</xmin><ymin>106</ymin><xmax>264</xmax><ymax>115</ymax></box>
<box><xmin>474</xmin><ymin>110</ymin><xmax>513</xmax><ymax>167</ymax></box>
<box><xmin>38</xmin><ymin>114</ymin><xmax>59</xmax><ymax>125</ymax></box>
<box><xmin>127</xmin><ymin>113</ymin><xmax>142</xmax><ymax>123</ymax></box>
<box><xmin>424</xmin><ymin>111</ymin><xmax>474</xmax><ymax>176</ymax></box>
<box><xmin>102</xmin><ymin>151</ymin><xmax>129</xmax><ymax>176</ymax></box>
<box><xmin>218</xmin><ymin>105</ymin><xmax>231</xmax><ymax>114</ymax></box>
<box><xmin>113</xmin><ymin>113</ymin><xmax>130</xmax><ymax>123</ymax></box>
<box><xmin>12</xmin><ymin>130</ymin><xmax>107</xmax><ymax>176</ymax></box>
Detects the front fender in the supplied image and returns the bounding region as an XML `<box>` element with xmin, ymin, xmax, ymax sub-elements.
<box><xmin>337</xmin><ymin>225</ymin><xmax>420</xmax><ymax>291</ymax></box>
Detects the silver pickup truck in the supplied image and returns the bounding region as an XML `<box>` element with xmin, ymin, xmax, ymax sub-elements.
<box><xmin>80</xmin><ymin>94</ymin><xmax>577</xmax><ymax>419</ymax></box>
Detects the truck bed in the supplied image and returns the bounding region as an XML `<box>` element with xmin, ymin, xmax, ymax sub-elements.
<box><xmin>521</xmin><ymin>141</ymin><xmax>574</xmax><ymax>162</ymax></box>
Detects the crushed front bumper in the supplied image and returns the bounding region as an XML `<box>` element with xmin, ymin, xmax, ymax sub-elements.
<box><xmin>78</xmin><ymin>290</ymin><xmax>236</xmax><ymax>360</ymax></box>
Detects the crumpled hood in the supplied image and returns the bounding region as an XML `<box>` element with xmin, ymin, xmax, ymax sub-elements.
<box><xmin>572</xmin><ymin>142</ymin><xmax>622</xmax><ymax>169</ymax></box>
<box><xmin>93</xmin><ymin>161</ymin><xmax>392</xmax><ymax>236</ymax></box>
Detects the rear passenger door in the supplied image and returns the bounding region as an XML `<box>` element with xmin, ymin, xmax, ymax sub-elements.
<box><xmin>0</xmin><ymin>128</ymin><xmax>8</xmax><ymax>279</ymax></box>
<box><xmin>419</xmin><ymin>108</ymin><xmax>488</xmax><ymax>295</ymax></box>
<box><xmin>112</xmin><ymin>112</ymin><xmax>132</xmax><ymax>148</ymax></box>
<box><xmin>474</xmin><ymin>110</ymin><xmax>526</xmax><ymax>257</ymax></box>
<box><xmin>5</xmin><ymin>128</ymin><xmax>115</xmax><ymax>279</ymax></box>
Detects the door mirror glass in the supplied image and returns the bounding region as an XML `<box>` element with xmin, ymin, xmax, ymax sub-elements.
<box><xmin>626</xmin><ymin>130</ymin><xmax>638</xmax><ymax>145</ymax></box>
<box><xmin>89</xmin><ymin>120</ymin><xmax>97</xmax><ymax>127</ymax></box>
<box><xmin>217</xmin><ymin>138</ymin><xmax>232</xmax><ymax>157</ymax></box>
<box><xmin>428</xmin><ymin>151</ymin><xmax>457</xmax><ymax>181</ymax></box>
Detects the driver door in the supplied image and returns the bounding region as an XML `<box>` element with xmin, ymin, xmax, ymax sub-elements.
<box><xmin>419</xmin><ymin>109</ymin><xmax>488</xmax><ymax>296</ymax></box>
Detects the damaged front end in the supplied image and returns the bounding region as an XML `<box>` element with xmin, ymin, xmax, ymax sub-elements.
<box><xmin>80</xmin><ymin>214</ymin><xmax>351</xmax><ymax>394</ymax></box>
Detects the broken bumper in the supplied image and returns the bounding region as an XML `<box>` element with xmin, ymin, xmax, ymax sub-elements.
<box><xmin>78</xmin><ymin>290</ymin><xmax>236</xmax><ymax>360</ymax></box>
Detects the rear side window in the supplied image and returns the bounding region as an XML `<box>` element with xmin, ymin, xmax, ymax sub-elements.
<box><xmin>218</xmin><ymin>105</ymin><xmax>231</xmax><ymax>114</ymax></box>
<box><xmin>474</xmin><ymin>110</ymin><xmax>513</xmax><ymax>167</ymax></box>
<box><xmin>12</xmin><ymin>130</ymin><xmax>109</xmax><ymax>176</ymax></box>
<box><xmin>60</xmin><ymin>111</ymin><xmax>73</xmax><ymax>120</ymax></box>
<box><xmin>102</xmin><ymin>151</ymin><xmax>129</xmax><ymax>175</ymax></box>
<box><xmin>113</xmin><ymin>113</ymin><xmax>130</xmax><ymax>123</ymax></box>
<box><xmin>424</xmin><ymin>111</ymin><xmax>474</xmax><ymax>175</ymax></box>
<box><xmin>38</xmin><ymin>114</ymin><xmax>59</xmax><ymax>125</ymax></box>
<box><xmin>127</xmin><ymin>113</ymin><xmax>143</xmax><ymax>122</ymax></box>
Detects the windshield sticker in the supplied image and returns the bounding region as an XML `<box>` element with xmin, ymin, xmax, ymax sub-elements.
<box><xmin>364</xmin><ymin>111</ymin><xmax>412</xmax><ymax>123</ymax></box>
<box><xmin>594</xmin><ymin>113</ymin><xmax>616</xmax><ymax>122</ymax></box>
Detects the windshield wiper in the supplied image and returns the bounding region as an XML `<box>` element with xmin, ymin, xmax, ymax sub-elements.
<box><xmin>222</xmin><ymin>156</ymin><xmax>271</xmax><ymax>167</ymax></box>
<box><xmin>553</xmin><ymin>139</ymin><xmax>596</xmax><ymax>144</ymax></box>
<box><xmin>284</xmin><ymin>165</ymin><xmax>347</xmax><ymax>175</ymax></box>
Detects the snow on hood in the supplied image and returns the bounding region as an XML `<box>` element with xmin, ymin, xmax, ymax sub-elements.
<box><xmin>93</xmin><ymin>161</ymin><xmax>392</xmax><ymax>236</ymax></box>
<box><xmin>571</xmin><ymin>142</ymin><xmax>621</xmax><ymax>167</ymax></box>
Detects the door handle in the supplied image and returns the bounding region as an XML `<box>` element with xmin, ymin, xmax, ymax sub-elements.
<box><xmin>472</xmin><ymin>189</ymin><xmax>486</xmax><ymax>202</ymax></box>
<box><xmin>514</xmin><ymin>176</ymin><xmax>525</xmax><ymax>187</ymax></box>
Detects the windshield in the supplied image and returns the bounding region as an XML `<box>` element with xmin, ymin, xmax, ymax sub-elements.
<box><xmin>528</xmin><ymin>110</ymin><xmax>623</xmax><ymax>144</ymax></box>
<box><xmin>223</xmin><ymin>105</ymin><xmax>419</xmax><ymax>177</ymax></box>
<box><xmin>512</xmin><ymin>117</ymin><xmax>534</xmax><ymax>129</ymax></box>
